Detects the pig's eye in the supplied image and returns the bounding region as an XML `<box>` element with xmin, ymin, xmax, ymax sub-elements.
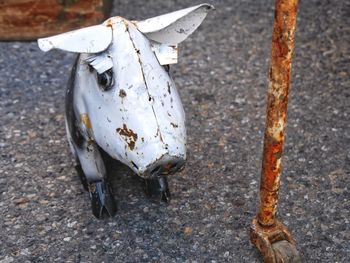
<box><xmin>97</xmin><ymin>69</ymin><xmax>114</xmax><ymax>91</ymax></box>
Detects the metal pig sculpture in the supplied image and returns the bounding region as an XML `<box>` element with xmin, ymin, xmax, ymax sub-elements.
<box><xmin>38</xmin><ymin>4</ymin><xmax>213</xmax><ymax>218</ymax></box>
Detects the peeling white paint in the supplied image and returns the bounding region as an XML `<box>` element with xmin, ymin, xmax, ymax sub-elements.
<box><xmin>151</xmin><ymin>42</ymin><xmax>178</xmax><ymax>65</ymax></box>
<box><xmin>134</xmin><ymin>3</ymin><xmax>214</xmax><ymax>44</ymax></box>
<box><xmin>38</xmin><ymin>25</ymin><xmax>112</xmax><ymax>53</ymax></box>
<box><xmin>85</xmin><ymin>53</ymin><xmax>113</xmax><ymax>74</ymax></box>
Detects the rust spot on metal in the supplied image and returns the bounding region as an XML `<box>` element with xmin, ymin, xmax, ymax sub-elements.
<box><xmin>105</xmin><ymin>18</ymin><xmax>114</xmax><ymax>28</ymax></box>
<box><xmin>80</xmin><ymin>113</ymin><xmax>94</xmax><ymax>142</ymax></box>
<box><xmin>155</xmin><ymin>128</ymin><xmax>164</xmax><ymax>143</ymax></box>
<box><xmin>116</xmin><ymin>124</ymin><xmax>138</xmax><ymax>150</ymax></box>
<box><xmin>170</xmin><ymin>122</ymin><xmax>178</xmax><ymax>128</ymax></box>
<box><xmin>119</xmin><ymin>89</ymin><xmax>127</xmax><ymax>98</ymax></box>
<box><xmin>80</xmin><ymin>113</ymin><xmax>92</xmax><ymax>129</ymax></box>
<box><xmin>164</xmin><ymin>163</ymin><xmax>172</xmax><ymax>170</ymax></box>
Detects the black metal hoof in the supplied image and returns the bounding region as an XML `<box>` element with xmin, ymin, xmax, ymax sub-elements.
<box><xmin>143</xmin><ymin>176</ymin><xmax>171</xmax><ymax>203</ymax></box>
<box><xmin>89</xmin><ymin>181</ymin><xmax>117</xmax><ymax>219</ymax></box>
<box><xmin>75</xmin><ymin>164</ymin><xmax>88</xmax><ymax>191</ymax></box>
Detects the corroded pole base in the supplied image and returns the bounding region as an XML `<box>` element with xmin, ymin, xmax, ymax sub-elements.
<box><xmin>250</xmin><ymin>218</ymin><xmax>301</xmax><ymax>263</ymax></box>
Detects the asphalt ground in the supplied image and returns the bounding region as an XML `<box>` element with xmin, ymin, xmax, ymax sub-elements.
<box><xmin>0</xmin><ymin>0</ymin><xmax>349</xmax><ymax>262</ymax></box>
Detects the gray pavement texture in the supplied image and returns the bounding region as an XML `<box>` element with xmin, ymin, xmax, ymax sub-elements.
<box><xmin>0</xmin><ymin>0</ymin><xmax>349</xmax><ymax>262</ymax></box>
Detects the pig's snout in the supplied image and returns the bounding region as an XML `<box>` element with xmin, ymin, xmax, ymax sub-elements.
<box><xmin>144</xmin><ymin>154</ymin><xmax>185</xmax><ymax>177</ymax></box>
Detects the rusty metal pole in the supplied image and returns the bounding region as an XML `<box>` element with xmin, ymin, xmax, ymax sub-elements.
<box><xmin>250</xmin><ymin>0</ymin><xmax>301</xmax><ymax>262</ymax></box>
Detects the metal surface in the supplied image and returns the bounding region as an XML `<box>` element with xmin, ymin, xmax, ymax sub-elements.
<box><xmin>250</xmin><ymin>0</ymin><xmax>300</xmax><ymax>261</ymax></box>
<box><xmin>38</xmin><ymin>3</ymin><xmax>212</xmax><ymax>179</ymax></box>
<box><xmin>38</xmin><ymin>25</ymin><xmax>113</xmax><ymax>53</ymax></box>
<box><xmin>134</xmin><ymin>4</ymin><xmax>214</xmax><ymax>44</ymax></box>
<box><xmin>151</xmin><ymin>42</ymin><xmax>178</xmax><ymax>65</ymax></box>
<box><xmin>37</xmin><ymin>4</ymin><xmax>213</xmax><ymax>217</ymax></box>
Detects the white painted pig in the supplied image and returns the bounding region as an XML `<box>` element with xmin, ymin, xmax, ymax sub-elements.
<box><xmin>38</xmin><ymin>4</ymin><xmax>213</xmax><ymax>218</ymax></box>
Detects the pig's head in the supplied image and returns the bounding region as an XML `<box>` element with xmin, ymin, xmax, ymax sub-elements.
<box><xmin>38</xmin><ymin>4</ymin><xmax>213</xmax><ymax>178</ymax></box>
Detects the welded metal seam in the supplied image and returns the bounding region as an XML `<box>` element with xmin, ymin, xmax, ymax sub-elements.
<box><xmin>124</xmin><ymin>21</ymin><xmax>165</xmax><ymax>144</ymax></box>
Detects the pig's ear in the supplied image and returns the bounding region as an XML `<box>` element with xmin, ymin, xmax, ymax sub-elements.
<box><xmin>37</xmin><ymin>25</ymin><xmax>112</xmax><ymax>53</ymax></box>
<box><xmin>134</xmin><ymin>3</ymin><xmax>214</xmax><ymax>45</ymax></box>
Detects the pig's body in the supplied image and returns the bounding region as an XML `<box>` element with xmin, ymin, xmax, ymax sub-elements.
<box><xmin>67</xmin><ymin>19</ymin><xmax>186</xmax><ymax>179</ymax></box>
<box><xmin>38</xmin><ymin>4</ymin><xmax>213</xmax><ymax>218</ymax></box>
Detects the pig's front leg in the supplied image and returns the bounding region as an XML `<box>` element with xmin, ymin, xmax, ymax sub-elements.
<box><xmin>143</xmin><ymin>176</ymin><xmax>171</xmax><ymax>203</ymax></box>
<box><xmin>74</xmin><ymin>140</ymin><xmax>117</xmax><ymax>218</ymax></box>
